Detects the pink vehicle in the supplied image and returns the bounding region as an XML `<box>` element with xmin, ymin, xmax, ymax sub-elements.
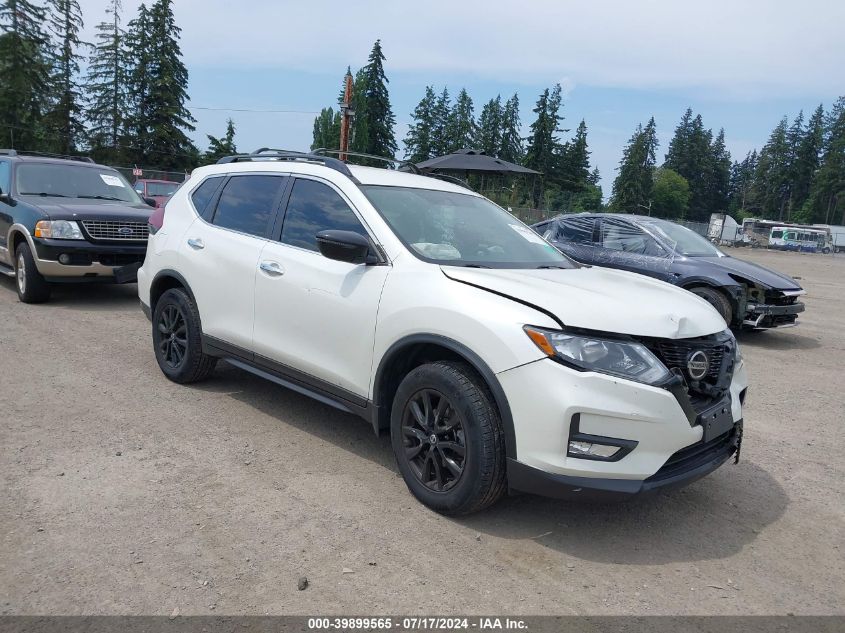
<box><xmin>133</xmin><ymin>179</ymin><xmax>181</xmax><ymax>208</ymax></box>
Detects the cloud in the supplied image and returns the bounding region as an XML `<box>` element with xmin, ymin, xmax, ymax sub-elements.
<box><xmin>77</xmin><ymin>0</ymin><xmax>843</xmax><ymax>100</ymax></box>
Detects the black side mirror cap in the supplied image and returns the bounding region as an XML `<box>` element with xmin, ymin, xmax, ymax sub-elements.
<box><xmin>143</xmin><ymin>197</ymin><xmax>157</xmax><ymax>207</ymax></box>
<box><xmin>316</xmin><ymin>230</ymin><xmax>379</xmax><ymax>265</ymax></box>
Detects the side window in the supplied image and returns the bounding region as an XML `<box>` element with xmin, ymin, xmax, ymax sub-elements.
<box><xmin>134</xmin><ymin>182</ymin><xmax>145</xmax><ymax>194</ymax></box>
<box><xmin>191</xmin><ymin>176</ymin><xmax>223</xmax><ymax>219</ymax></box>
<box><xmin>600</xmin><ymin>219</ymin><xmax>665</xmax><ymax>256</ymax></box>
<box><xmin>280</xmin><ymin>179</ymin><xmax>367</xmax><ymax>252</ymax></box>
<box><xmin>211</xmin><ymin>175</ymin><xmax>283</xmax><ymax>238</ymax></box>
<box><xmin>559</xmin><ymin>217</ymin><xmax>595</xmax><ymax>244</ymax></box>
<box><xmin>0</xmin><ymin>160</ymin><xmax>10</xmax><ymax>194</ymax></box>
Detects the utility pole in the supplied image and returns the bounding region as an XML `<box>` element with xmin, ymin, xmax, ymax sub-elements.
<box><xmin>339</xmin><ymin>72</ymin><xmax>354</xmax><ymax>161</ymax></box>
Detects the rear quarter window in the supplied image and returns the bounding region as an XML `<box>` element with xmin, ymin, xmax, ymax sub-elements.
<box><xmin>191</xmin><ymin>177</ymin><xmax>224</xmax><ymax>220</ymax></box>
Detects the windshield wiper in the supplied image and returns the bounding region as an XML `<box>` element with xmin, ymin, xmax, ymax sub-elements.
<box><xmin>20</xmin><ymin>192</ymin><xmax>70</xmax><ymax>197</ymax></box>
<box><xmin>76</xmin><ymin>194</ymin><xmax>123</xmax><ymax>201</ymax></box>
<box><xmin>462</xmin><ymin>264</ymin><xmax>492</xmax><ymax>268</ymax></box>
<box><xmin>536</xmin><ymin>265</ymin><xmax>568</xmax><ymax>269</ymax></box>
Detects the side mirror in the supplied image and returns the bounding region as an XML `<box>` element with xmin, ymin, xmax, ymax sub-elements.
<box><xmin>316</xmin><ymin>230</ymin><xmax>378</xmax><ymax>265</ymax></box>
<box><xmin>143</xmin><ymin>197</ymin><xmax>157</xmax><ymax>207</ymax></box>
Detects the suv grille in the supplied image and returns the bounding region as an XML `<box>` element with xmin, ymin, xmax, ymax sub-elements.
<box><xmin>655</xmin><ymin>339</ymin><xmax>726</xmax><ymax>381</ymax></box>
<box><xmin>81</xmin><ymin>220</ymin><xmax>149</xmax><ymax>241</ymax></box>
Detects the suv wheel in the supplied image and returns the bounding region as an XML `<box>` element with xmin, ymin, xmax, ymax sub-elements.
<box><xmin>152</xmin><ymin>288</ymin><xmax>216</xmax><ymax>383</ymax></box>
<box><xmin>391</xmin><ymin>361</ymin><xmax>506</xmax><ymax>515</ymax></box>
<box><xmin>690</xmin><ymin>286</ymin><xmax>733</xmax><ymax>326</ymax></box>
<box><xmin>15</xmin><ymin>242</ymin><xmax>51</xmax><ymax>303</ymax></box>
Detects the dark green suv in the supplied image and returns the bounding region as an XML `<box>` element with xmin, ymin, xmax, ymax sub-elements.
<box><xmin>0</xmin><ymin>150</ymin><xmax>155</xmax><ymax>303</ymax></box>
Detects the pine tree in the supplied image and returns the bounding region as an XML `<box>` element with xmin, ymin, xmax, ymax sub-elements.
<box><xmin>143</xmin><ymin>0</ymin><xmax>196</xmax><ymax>169</ymax></box>
<box><xmin>204</xmin><ymin>118</ymin><xmax>236</xmax><ymax>163</ymax></box>
<box><xmin>44</xmin><ymin>0</ymin><xmax>85</xmax><ymax>154</ymax></box>
<box><xmin>122</xmin><ymin>2</ymin><xmax>153</xmax><ymax>163</ymax></box>
<box><xmin>354</xmin><ymin>39</ymin><xmax>396</xmax><ymax>159</ymax></box>
<box><xmin>310</xmin><ymin>107</ymin><xmax>341</xmax><ymax>151</ymax></box>
<box><xmin>525</xmin><ymin>84</ymin><xmax>564</xmax><ymax>206</ymax></box>
<box><xmin>0</xmin><ymin>0</ymin><xmax>51</xmax><ymax>148</ymax></box>
<box><xmin>805</xmin><ymin>97</ymin><xmax>845</xmax><ymax>224</ymax></box>
<box><xmin>663</xmin><ymin>109</ymin><xmax>715</xmax><ymax>220</ymax></box>
<box><xmin>498</xmin><ymin>93</ymin><xmax>522</xmax><ymax>163</ymax></box>
<box><xmin>707</xmin><ymin>129</ymin><xmax>731</xmax><ymax>215</ymax></box>
<box><xmin>750</xmin><ymin>117</ymin><xmax>791</xmax><ymax>219</ymax></box>
<box><xmin>430</xmin><ymin>87</ymin><xmax>450</xmax><ymax>156</ymax></box>
<box><xmin>559</xmin><ymin>119</ymin><xmax>590</xmax><ymax>191</ymax></box>
<box><xmin>790</xmin><ymin>104</ymin><xmax>824</xmax><ymax>216</ymax></box>
<box><xmin>349</xmin><ymin>67</ymin><xmax>369</xmax><ymax>154</ymax></box>
<box><xmin>403</xmin><ymin>86</ymin><xmax>437</xmax><ymax>162</ymax></box>
<box><xmin>728</xmin><ymin>150</ymin><xmax>758</xmax><ymax>215</ymax></box>
<box><xmin>445</xmin><ymin>88</ymin><xmax>476</xmax><ymax>152</ymax></box>
<box><xmin>610</xmin><ymin>117</ymin><xmax>658</xmax><ymax>212</ymax></box>
<box><xmin>85</xmin><ymin>0</ymin><xmax>127</xmax><ymax>163</ymax></box>
<box><xmin>474</xmin><ymin>95</ymin><xmax>502</xmax><ymax>156</ymax></box>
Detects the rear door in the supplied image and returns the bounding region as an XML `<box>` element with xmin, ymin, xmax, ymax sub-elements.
<box><xmin>252</xmin><ymin>176</ymin><xmax>390</xmax><ymax>399</ymax></box>
<box><xmin>178</xmin><ymin>173</ymin><xmax>288</xmax><ymax>352</ymax></box>
<box><xmin>594</xmin><ymin>217</ymin><xmax>672</xmax><ymax>279</ymax></box>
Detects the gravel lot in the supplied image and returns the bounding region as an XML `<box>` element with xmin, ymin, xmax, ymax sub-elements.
<box><xmin>1</xmin><ymin>248</ymin><xmax>843</xmax><ymax>616</ymax></box>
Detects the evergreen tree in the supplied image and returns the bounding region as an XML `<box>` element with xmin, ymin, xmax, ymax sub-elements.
<box><xmin>403</xmin><ymin>85</ymin><xmax>436</xmax><ymax>162</ymax></box>
<box><xmin>707</xmin><ymin>128</ymin><xmax>731</xmax><ymax>214</ymax></box>
<box><xmin>728</xmin><ymin>150</ymin><xmax>758</xmax><ymax>215</ymax></box>
<box><xmin>498</xmin><ymin>93</ymin><xmax>523</xmax><ymax>163</ymax></box>
<box><xmin>349</xmin><ymin>67</ymin><xmax>369</xmax><ymax>154</ymax></box>
<box><xmin>559</xmin><ymin>119</ymin><xmax>590</xmax><ymax>191</ymax></box>
<box><xmin>663</xmin><ymin>109</ymin><xmax>714</xmax><ymax>220</ymax></box>
<box><xmin>610</xmin><ymin>117</ymin><xmax>658</xmax><ymax>212</ymax></box>
<box><xmin>445</xmin><ymin>88</ymin><xmax>476</xmax><ymax>152</ymax></box>
<box><xmin>805</xmin><ymin>97</ymin><xmax>845</xmax><ymax>224</ymax></box>
<box><xmin>790</xmin><ymin>104</ymin><xmax>824</xmax><ymax>216</ymax></box>
<box><xmin>750</xmin><ymin>117</ymin><xmax>791</xmax><ymax>219</ymax></box>
<box><xmin>353</xmin><ymin>39</ymin><xmax>396</xmax><ymax>159</ymax></box>
<box><xmin>525</xmin><ymin>84</ymin><xmax>564</xmax><ymax>206</ymax></box>
<box><xmin>122</xmin><ymin>2</ymin><xmax>153</xmax><ymax>163</ymax></box>
<box><xmin>0</xmin><ymin>0</ymin><xmax>51</xmax><ymax>148</ymax></box>
<box><xmin>144</xmin><ymin>0</ymin><xmax>196</xmax><ymax>169</ymax></box>
<box><xmin>204</xmin><ymin>118</ymin><xmax>236</xmax><ymax>163</ymax></box>
<box><xmin>474</xmin><ymin>95</ymin><xmax>502</xmax><ymax>156</ymax></box>
<box><xmin>430</xmin><ymin>87</ymin><xmax>450</xmax><ymax>156</ymax></box>
<box><xmin>310</xmin><ymin>107</ymin><xmax>341</xmax><ymax>151</ymax></box>
<box><xmin>44</xmin><ymin>0</ymin><xmax>85</xmax><ymax>154</ymax></box>
<box><xmin>85</xmin><ymin>0</ymin><xmax>127</xmax><ymax>163</ymax></box>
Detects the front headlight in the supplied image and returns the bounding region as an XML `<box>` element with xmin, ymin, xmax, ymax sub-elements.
<box><xmin>35</xmin><ymin>220</ymin><xmax>84</xmax><ymax>240</ymax></box>
<box><xmin>524</xmin><ymin>326</ymin><xmax>671</xmax><ymax>385</ymax></box>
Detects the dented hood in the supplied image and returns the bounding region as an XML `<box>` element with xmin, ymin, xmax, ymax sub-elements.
<box><xmin>694</xmin><ymin>255</ymin><xmax>803</xmax><ymax>291</ymax></box>
<box><xmin>442</xmin><ymin>265</ymin><xmax>727</xmax><ymax>339</ymax></box>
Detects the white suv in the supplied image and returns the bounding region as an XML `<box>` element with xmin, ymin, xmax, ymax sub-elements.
<box><xmin>138</xmin><ymin>150</ymin><xmax>747</xmax><ymax>515</ymax></box>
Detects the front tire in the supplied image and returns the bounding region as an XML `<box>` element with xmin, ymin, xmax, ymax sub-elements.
<box><xmin>15</xmin><ymin>242</ymin><xmax>51</xmax><ymax>304</ymax></box>
<box><xmin>390</xmin><ymin>361</ymin><xmax>506</xmax><ymax>515</ymax></box>
<box><xmin>152</xmin><ymin>288</ymin><xmax>216</xmax><ymax>383</ymax></box>
<box><xmin>690</xmin><ymin>286</ymin><xmax>733</xmax><ymax>326</ymax></box>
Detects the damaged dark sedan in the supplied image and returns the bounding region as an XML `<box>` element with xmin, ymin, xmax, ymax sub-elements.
<box><xmin>533</xmin><ymin>213</ymin><xmax>805</xmax><ymax>330</ymax></box>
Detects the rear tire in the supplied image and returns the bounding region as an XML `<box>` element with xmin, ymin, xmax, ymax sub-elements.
<box><xmin>690</xmin><ymin>286</ymin><xmax>733</xmax><ymax>326</ymax></box>
<box><xmin>14</xmin><ymin>242</ymin><xmax>51</xmax><ymax>304</ymax></box>
<box><xmin>390</xmin><ymin>361</ymin><xmax>506</xmax><ymax>515</ymax></box>
<box><xmin>152</xmin><ymin>288</ymin><xmax>216</xmax><ymax>383</ymax></box>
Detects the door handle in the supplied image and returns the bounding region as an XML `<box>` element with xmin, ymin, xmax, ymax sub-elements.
<box><xmin>259</xmin><ymin>260</ymin><xmax>284</xmax><ymax>276</ymax></box>
<box><xmin>187</xmin><ymin>238</ymin><xmax>205</xmax><ymax>250</ymax></box>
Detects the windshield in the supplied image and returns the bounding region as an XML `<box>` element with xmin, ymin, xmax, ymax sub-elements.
<box><xmin>361</xmin><ymin>185</ymin><xmax>575</xmax><ymax>268</ymax></box>
<box><xmin>641</xmin><ymin>218</ymin><xmax>723</xmax><ymax>257</ymax></box>
<box><xmin>146</xmin><ymin>181</ymin><xmax>180</xmax><ymax>197</ymax></box>
<box><xmin>16</xmin><ymin>163</ymin><xmax>143</xmax><ymax>203</ymax></box>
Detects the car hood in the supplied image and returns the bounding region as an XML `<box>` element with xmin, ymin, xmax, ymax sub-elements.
<box><xmin>26</xmin><ymin>198</ymin><xmax>153</xmax><ymax>222</ymax></box>
<box><xmin>693</xmin><ymin>255</ymin><xmax>803</xmax><ymax>291</ymax></box>
<box><xmin>441</xmin><ymin>265</ymin><xmax>727</xmax><ymax>339</ymax></box>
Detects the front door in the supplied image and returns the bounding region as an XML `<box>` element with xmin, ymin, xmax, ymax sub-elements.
<box><xmin>252</xmin><ymin>177</ymin><xmax>390</xmax><ymax>399</ymax></box>
<box><xmin>594</xmin><ymin>217</ymin><xmax>672</xmax><ymax>279</ymax></box>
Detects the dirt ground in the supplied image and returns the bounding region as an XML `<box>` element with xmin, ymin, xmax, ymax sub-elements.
<box><xmin>0</xmin><ymin>248</ymin><xmax>843</xmax><ymax>616</ymax></box>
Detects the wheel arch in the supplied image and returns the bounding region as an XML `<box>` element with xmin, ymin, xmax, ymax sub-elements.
<box><xmin>149</xmin><ymin>269</ymin><xmax>198</xmax><ymax>313</ymax></box>
<box><xmin>372</xmin><ymin>334</ymin><xmax>517</xmax><ymax>460</ymax></box>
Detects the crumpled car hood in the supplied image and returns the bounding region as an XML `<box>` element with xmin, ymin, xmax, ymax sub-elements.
<box><xmin>442</xmin><ymin>265</ymin><xmax>727</xmax><ymax>339</ymax></box>
<box><xmin>694</xmin><ymin>255</ymin><xmax>803</xmax><ymax>291</ymax></box>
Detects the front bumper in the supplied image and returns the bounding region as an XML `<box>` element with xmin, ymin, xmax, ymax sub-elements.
<box><xmin>32</xmin><ymin>237</ymin><xmax>147</xmax><ymax>282</ymax></box>
<box><xmin>743</xmin><ymin>301</ymin><xmax>805</xmax><ymax>328</ymax></box>
<box><xmin>497</xmin><ymin>357</ymin><xmax>747</xmax><ymax>499</ymax></box>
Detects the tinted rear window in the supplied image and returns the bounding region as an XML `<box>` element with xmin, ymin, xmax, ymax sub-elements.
<box><xmin>211</xmin><ymin>175</ymin><xmax>283</xmax><ymax>238</ymax></box>
<box><xmin>191</xmin><ymin>177</ymin><xmax>223</xmax><ymax>218</ymax></box>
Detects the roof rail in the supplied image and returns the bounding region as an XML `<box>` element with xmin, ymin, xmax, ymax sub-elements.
<box><xmin>0</xmin><ymin>149</ymin><xmax>94</xmax><ymax>163</ymax></box>
<box><xmin>311</xmin><ymin>148</ymin><xmax>422</xmax><ymax>175</ymax></box>
<box><xmin>216</xmin><ymin>148</ymin><xmax>359</xmax><ymax>183</ymax></box>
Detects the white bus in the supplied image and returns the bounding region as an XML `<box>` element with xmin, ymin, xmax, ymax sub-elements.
<box><xmin>769</xmin><ymin>226</ymin><xmax>831</xmax><ymax>253</ymax></box>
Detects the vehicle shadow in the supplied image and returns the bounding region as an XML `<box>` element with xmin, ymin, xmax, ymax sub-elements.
<box><xmin>736</xmin><ymin>329</ymin><xmax>821</xmax><ymax>350</ymax></box>
<box><xmin>0</xmin><ymin>276</ymin><xmax>140</xmax><ymax>312</ymax></box>
<box><xmin>190</xmin><ymin>362</ymin><xmax>788</xmax><ymax>565</ymax></box>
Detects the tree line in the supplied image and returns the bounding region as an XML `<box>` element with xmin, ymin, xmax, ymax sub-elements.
<box><xmin>0</xmin><ymin>0</ymin><xmax>232</xmax><ymax>171</ymax></box>
<box><xmin>610</xmin><ymin>102</ymin><xmax>845</xmax><ymax>224</ymax></box>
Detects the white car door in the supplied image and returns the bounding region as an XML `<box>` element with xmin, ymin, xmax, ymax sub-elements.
<box><xmin>178</xmin><ymin>174</ymin><xmax>288</xmax><ymax>351</ymax></box>
<box><xmin>252</xmin><ymin>176</ymin><xmax>390</xmax><ymax>400</ymax></box>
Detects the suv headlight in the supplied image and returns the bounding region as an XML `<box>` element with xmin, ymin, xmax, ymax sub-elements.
<box><xmin>35</xmin><ymin>220</ymin><xmax>84</xmax><ymax>240</ymax></box>
<box><xmin>524</xmin><ymin>326</ymin><xmax>671</xmax><ymax>385</ymax></box>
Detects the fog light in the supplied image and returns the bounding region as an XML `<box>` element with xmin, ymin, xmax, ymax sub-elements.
<box><xmin>58</xmin><ymin>253</ymin><xmax>71</xmax><ymax>264</ymax></box>
<box><xmin>568</xmin><ymin>440</ymin><xmax>621</xmax><ymax>459</ymax></box>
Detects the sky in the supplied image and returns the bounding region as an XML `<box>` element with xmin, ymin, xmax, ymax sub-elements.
<box><xmin>77</xmin><ymin>0</ymin><xmax>845</xmax><ymax>195</ymax></box>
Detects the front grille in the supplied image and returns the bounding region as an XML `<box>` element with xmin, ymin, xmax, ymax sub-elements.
<box><xmin>646</xmin><ymin>425</ymin><xmax>738</xmax><ymax>483</ymax></box>
<box><xmin>81</xmin><ymin>221</ymin><xmax>149</xmax><ymax>241</ymax></box>
<box><xmin>655</xmin><ymin>339</ymin><xmax>727</xmax><ymax>381</ymax></box>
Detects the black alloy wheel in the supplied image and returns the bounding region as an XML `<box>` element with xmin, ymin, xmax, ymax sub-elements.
<box><xmin>401</xmin><ymin>388</ymin><xmax>467</xmax><ymax>492</ymax></box>
<box><xmin>157</xmin><ymin>303</ymin><xmax>188</xmax><ymax>369</ymax></box>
